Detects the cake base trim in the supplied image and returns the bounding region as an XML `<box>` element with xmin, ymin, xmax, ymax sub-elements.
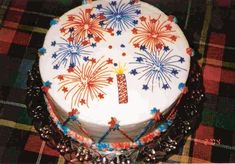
<box><xmin>26</xmin><ymin>57</ymin><xmax>204</xmax><ymax>163</ymax></box>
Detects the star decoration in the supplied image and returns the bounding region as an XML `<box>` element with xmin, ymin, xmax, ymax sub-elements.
<box><xmin>69</xmin><ymin>27</ymin><xmax>74</xmax><ymax>32</ymax></box>
<box><xmin>57</xmin><ymin>75</ymin><xmax>64</xmax><ymax>81</ymax></box>
<box><xmin>83</xmin><ymin>56</ymin><xmax>89</xmax><ymax>62</ymax></box>
<box><xmin>134</xmin><ymin>43</ymin><xmax>140</xmax><ymax>48</ymax></box>
<box><xmin>116</xmin><ymin>30</ymin><xmax>122</xmax><ymax>35</ymax></box>
<box><xmin>106</xmin><ymin>58</ymin><xmax>113</xmax><ymax>64</ymax></box>
<box><xmin>133</xmin><ymin>20</ymin><xmax>138</xmax><ymax>25</ymax></box>
<box><xmin>98</xmin><ymin>93</ymin><xmax>104</xmax><ymax>99</ymax></box>
<box><xmin>132</xmin><ymin>28</ymin><xmax>138</xmax><ymax>34</ymax></box>
<box><xmin>140</xmin><ymin>16</ymin><xmax>146</xmax><ymax>21</ymax></box>
<box><xmin>165</xmin><ymin>24</ymin><xmax>172</xmax><ymax>31</ymax></box>
<box><xmin>168</xmin><ymin>15</ymin><xmax>174</xmax><ymax>22</ymax></box>
<box><xmin>91</xmin><ymin>43</ymin><xmax>96</xmax><ymax>48</ymax></box>
<box><xmin>51</xmin><ymin>41</ymin><xmax>56</xmax><ymax>46</ymax></box>
<box><xmin>163</xmin><ymin>46</ymin><xmax>170</xmax><ymax>52</ymax></box>
<box><xmin>120</xmin><ymin>44</ymin><xmax>125</xmax><ymax>48</ymax></box>
<box><xmin>99</xmin><ymin>21</ymin><xmax>105</xmax><ymax>26</ymax></box>
<box><xmin>135</xmin><ymin>9</ymin><xmax>141</xmax><ymax>15</ymax></box>
<box><xmin>68</xmin><ymin>36</ymin><xmax>74</xmax><ymax>42</ymax></box>
<box><xmin>107</xmin><ymin>27</ymin><xmax>114</xmax><ymax>33</ymax></box>
<box><xmin>170</xmin><ymin>35</ymin><xmax>177</xmax><ymax>41</ymax></box>
<box><xmin>88</xmin><ymin>33</ymin><xmax>93</xmax><ymax>38</ymax></box>
<box><xmin>156</xmin><ymin>43</ymin><xmax>163</xmax><ymax>50</ymax></box>
<box><xmin>60</xmin><ymin>27</ymin><xmax>66</xmax><ymax>33</ymax></box>
<box><xmin>140</xmin><ymin>45</ymin><xmax>146</xmax><ymax>51</ymax></box>
<box><xmin>53</xmin><ymin>65</ymin><xmax>59</xmax><ymax>70</ymax></box>
<box><xmin>82</xmin><ymin>40</ymin><xmax>89</xmax><ymax>46</ymax></box>
<box><xmin>52</xmin><ymin>53</ymin><xmax>57</xmax><ymax>58</ymax></box>
<box><xmin>179</xmin><ymin>57</ymin><xmax>185</xmax><ymax>63</ymax></box>
<box><xmin>162</xmin><ymin>84</ymin><xmax>169</xmax><ymax>90</ymax></box>
<box><xmin>130</xmin><ymin>69</ymin><xmax>138</xmax><ymax>75</ymax></box>
<box><xmin>90</xmin><ymin>58</ymin><xmax>96</xmax><ymax>64</ymax></box>
<box><xmin>150</xmin><ymin>18</ymin><xmax>157</xmax><ymax>23</ymax></box>
<box><xmin>107</xmin><ymin>77</ymin><xmax>113</xmax><ymax>83</ymax></box>
<box><xmin>68</xmin><ymin>108</ymin><xmax>78</xmax><ymax>117</ymax></box>
<box><xmin>38</xmin><ymin>47</ymin><xmax>46</xmax><ymax>55</ymax></box>
<box><xmin>94</xmin><ymin>36</ymin><xmax>102</xmax><ymax>42</ymax></box>
<box><xmin>171</xmin><ymin>69</ymin><xmax>178</xmax><ymax>75</ymax></box>
<box><xmin>150</xmin><ymin>107</ymin><xmax>158</xmax><ymax>114</ymax></box>
<box><xmin>111</xmin><ymin>1</ymin><xmax>117</xmax><ymax>6</ymax></box>
<box><xmin>142</xmin><ymin>84</ymin><xmax>149</xmax><ymax>90</ymax></box>
<box><xmin>90</xmin><ymin>14</ymin><xmax>96</xmax><ymax>19</ymax></box>
<box><xmin>62</xmin><ymin>87</ymin><xmax>68</xmax><ymax>93</ymax></box>
<box><xmin>67</xmin><ymin>67</ymin><xmax>74</xmax><ymax>72</ymax></box>
<box><xmin>49</xmin><ymin>19</ymin><xmax>58</xmax><ymax>26</ymax></box>
<box><xmin>136</xmin><ymin>57</ymin><xmax>143</xmax><ymax>63</ymax></box>
<box><xmin>68</xmin><ymin>16</ymin><xmax>75</xmax><ymax>21</ymax></box>
<box><xmin>80</xmin><ymin>99</ymin><xmax>86</xmax><ymax>105</ymax></box>
<box><xmin>96</xmin><ymin>4</ymin><xmax>102</xmax><ymax>10</ymax></box>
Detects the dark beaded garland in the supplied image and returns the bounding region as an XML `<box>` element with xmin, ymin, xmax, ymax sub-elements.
<box><xmin>25</xmin><ymin>58</ymin><xmax>205</xmax><ymax>163</ymax></box>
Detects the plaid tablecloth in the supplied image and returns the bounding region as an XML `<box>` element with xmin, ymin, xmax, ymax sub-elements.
<box><xmin>0</xmin><ymin>0</ymin><xmax>235</xmax><ymax>163</ymax></box>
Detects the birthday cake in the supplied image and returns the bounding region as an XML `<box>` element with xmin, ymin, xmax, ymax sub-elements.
<box><xmin>38</xmin><ymin>0</ymin><xmax>192</xmax><ymax>153</ymax></box>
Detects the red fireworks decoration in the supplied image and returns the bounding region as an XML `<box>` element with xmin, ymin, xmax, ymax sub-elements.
<box><xmin>60</xmin><ymin>8</ymin><xmax>106</xmax><ymax>43</ymax></box>
<box><xmin>130</xmin><ymin>15</ymin><xmax>178</xmax><ymax>52</ymax></box>
<box><xmin>55</xmin><ymin>57</ymin><xmax>114</xmax><ymax>108</ymax></box>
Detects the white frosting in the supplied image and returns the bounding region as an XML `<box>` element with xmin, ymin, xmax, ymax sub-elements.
<box><xmin>39</xmin><ymin>0</ymin><xmax>190</xmax><ymax>142</ymax></box>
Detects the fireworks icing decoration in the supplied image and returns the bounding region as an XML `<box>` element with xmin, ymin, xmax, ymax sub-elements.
<box><xmin>130</xmin><ymin>46</ymin><xmax>187</xmax><ymax>90</ymax></box>
<box><xmin>114</xmin><ymin>63</ymin><xmax>128</xmax><ymax>104</ymax></box>
<box><xmin>54</xmin><ymin>57</ymin><xmax>114</xmax><ymax>108</ymax></box>
<box><xmin>96</xmin><ymin>0</ymin><xmax>140</xmax><ymax>32</ymax></box>
<box><xmin>51</xmin><ymin>38</ymin><xmax>91</xmax><ymax>69</ymax></box>
<box><xmin>130</xmin><ymin>15</ymin><xmax>178</xmax><ymax>52</ymax></box>
<box><xmin>60</xmin><ymin>8</ymin><xmax>106</xmax><ymax>43</ymax></box>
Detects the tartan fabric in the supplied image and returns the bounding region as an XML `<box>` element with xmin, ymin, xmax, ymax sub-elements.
<box><xmin>0</xmin><ymin>0</ymin><xmax>235</xmax><ymax>163</ymax></box>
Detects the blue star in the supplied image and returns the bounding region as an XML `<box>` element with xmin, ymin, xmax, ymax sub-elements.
<box><xmin>142</xmin><ymin>84</ymin><xmax>149</xmax><ymax>90</ymax></box>
<box><xmin>70</xmin><ymin>63</ymin><xmax>75</xmax><ymax>68</ymax></box>
<box><xmin>171</xmin><ymin>69</ymin><xmax>178</xmax><ymax>75</ymax></box>
<box><xmin>83</xmin><ymin>56</ymin><xmax>89</xmax><ymax>62</ymax></box>
<box><xmin>150</xmin><ymin>107</ymin><xmax>159</xmax><ymax>114</ymax></box>
<box><xmin>120</xmin><ymin>44</ymin><xmax>125</xmax><ymax>48</ymax></box>
<box><xmin>44</xmin><ymin>81</ymin><xmax>52</xmax><ymax>88</ymax></box>
<box><xmin>135</xmin><ymin>9</ymin><xmax>141</xmax><ymax>15</ymax></box>
<box><xmin>136</xmin><ymin>57</ymin><xmax>143</xmax><ymax>63</ymax></box>
<box><xmin>179</xmin><ymin>57</ymin><xmax>185</xmax><ymax>63</ymax></box>
<box><xmin>178</xmin><ymin>82</ymin><xmax>185</xmax><ymax>91</ymax></box>
<box><xmin>96</xmin><ymin>4</ymin><xmax>102</xmax><ymax>10</ymax></box>
<box><xmin>130</xmin><ymin>69</ymin><xmax>138</xmax><ymax>75</ymax></box>
<box><xmin>116</xmin><ymin>30</ymin><xmax>122</xmax><ymax>35</ymax></box>
<box><xmin>91</xmin><ymin>43</ymin><xmax>96</xmax><ymax>48</ymax></box>
<box><xmin>90</xmin><ymin>14</ymin><xmax>96</xmax><ymax>18</ymax></box>
<box><xmin>49</xmin><ymin>19</ymin><xmax>58</xmax><ymax>26</ymax></box>
<box><xmin>162</xmin><ymin>84</ymin><xmax>169</xmax><ymax>90</ymax></box>
<box><xmin>69</xmin><ymin>27</ymin><xmax>74</xmax><ymax>32</ymax></box>
<box><xmin>53</xmin><ymin>64</ymin><xmax>59</xmax><ymax>70</ymax></box>
<box><xmin>111</xmin><ymin>1</ymin><xmax>117</xmax><ymax>6</ymax></box>
<box><xmin>52</xmin><ymin>53</ymin><xmax>57</xmax><ymax>58</ymax></box>
<box><xmin>140</xmin><ymin>45</ymin><xmax>146</xmax><ymax>51</ymax></box>
<box><xmin>133</xmin><ymin>20</ymin><xmax>138</xmax><ymax>25</ymax></box>
<box><xmin>38</xmin><ymin>47</ymin><xmax>46</xmax><ymax>55</ymax></box>
<box><xmin>99</xmin><ymin>21</ymin><xmax>105</xmax><ymax>26</ymax></box>
<box><xmin>51</xmin><ymin>41</ymin><xmax>56</xmax><ymax>46</ymax></box>
<box><xmin>88</xmin><ymin>34</ymin><xmax>93</xmax><ymax>38</ymax></box>
<box><xmin>163</xmin><ymin>46</ymin><xmax>170</xmax><ymax>52</ymax></box>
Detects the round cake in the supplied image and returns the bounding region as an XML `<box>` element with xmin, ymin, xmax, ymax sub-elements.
<box><xmin>38</xmin><ymin>0</ymin><xmax>191</xmax><ymax>152</ymax></box>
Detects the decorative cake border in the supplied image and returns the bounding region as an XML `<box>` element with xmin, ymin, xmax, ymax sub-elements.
<box><xmin>25</xmin><ymin>57</ymin><xmax>204</xmax><ymax>163</ymax></box>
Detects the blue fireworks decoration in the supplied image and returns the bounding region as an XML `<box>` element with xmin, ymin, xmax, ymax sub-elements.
<box><xmin>97</xmin><ymin>0</ymin><xmax>140</xmax><ymax>31</ymax></box>
<box><xmin>51</xmin><ymin>39</ymin><xmax>91</xmax><ymax>69</ymax></box>
<box><xmin>130</xmin><ymin>46</ymin><xmax>187</xmax><ymax>90</ymax></box>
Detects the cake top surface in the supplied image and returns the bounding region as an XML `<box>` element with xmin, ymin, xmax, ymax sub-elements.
<box><xmin>39</xmin><ymin>0</ymin><xmax>190</xmax><ymax>126</ymax></box>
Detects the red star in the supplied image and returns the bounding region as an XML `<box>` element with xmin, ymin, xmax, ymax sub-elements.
<box><xmin>98</xmin><ymin>93</ymin><xmax>104</xmax><ymax>99</ymax></box>
<box><xmin>94</xmin><ymin>36</ymin><xmax>102</xmax><ymax>42</ymax></box>
<box><xmin>67</xmin><ymin>67</ymin><xmax>74</xmax><ymax>73</ymax></box>
<box><xmin>168</xmin><ymin>15</ymin><xmax>174</xmax><ymax>22</ymax></box>
<box><xmin>165</xmin><ymin>24</ymin><xmax>172</xmax><ymax>31</ymax></box>
<box><xmin>62</xmin><ymin>87</ymin><xmax>68</xmax><ymax>93</ymax></box>
<box><xmin>140</xmin><ymin>16</ymin><xmax>146</xmax><ymax>21</ymax></box>
<box><xmin>90</xmin><ymin>58</ymin><xmax>96</xmax><ymax>64</ymax></box>
<box><xmin>57</xmin><ymin>75</ymin><xmax>64</xmax><ymax>81</ymax></box>
<box><xmin>41</xmin><ymin>86</ymin><xmax>49</xmax><ymax>93</ymax></box>
<box><xmin>156</xmin><ymin>43</ymin><xmax>163</xmax><ymax>50</ymax></box>
<box><xmin>80</xmin><ymin>99</ymin><xmax>86</xmax><ymax>105</ymax></box>
<box><xmin>85</xmin><ymin>8</ymin><xmax>92</xmax><ymax>14</ymax></box>
<box><xmin>150</xmin><ymin>18</ymin><xmax>157</xmax><ymax>23</ymax></box>
<box><xmin>132</xmin><ymin>28</ymin><xmax>138</xmax><ymax>34</ymax></box>
<box><xmin>170</xmin><ymin>35</ymin><xmax>177</xmax><ymax>41</ymax></box>
<box><xmin>107</xmin><ymin>77</ymin><xmax>113</xmax><ymax>83</ymax></box>
<box><xmin>106</xmin><ymin>58</ymin><xmax>113</xmax><ymax>64</ymax></box>
<box><xmin>186</xmin><ymin>47</ymin><xmax>193</xmax><ymax>56</ymax></box>
<box><xmin>68</xmin><ymin>16</ymin><xmax>75</xmax><ymax>21</ymax></box>
<box><xmin>107</xmin><ymin>27</ymin><xmax>114</xmax><ymax>33</ymax></box>
<box><xmin>68</xmin><ymin>36</ymin><xmax>74</xmax><ymax>42</ymax></box>
<box><xmin>82</xmin><ymin>40</ymin><xmax>89</xmax><ymax>46</ymax></box>
<box><xmin>134</xmin><ymin>43</ymin><xmax>140</xmax><ymax>48</ymax></box>
<box><xmin>68</xmin><ymin>108</ymin><xmax>78</xmax><ymax>117</ymax></box>
<box><xmin>98</xmin><ymin>13</ymin><xmax>106</xmax><ymax>20</ymax></box>
<box><xmin>60</xmin><ymin>27</ymin><xmax>66</xmax><ymax>33</ymax></box>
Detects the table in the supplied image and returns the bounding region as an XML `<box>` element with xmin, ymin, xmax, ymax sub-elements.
<box><xmin>0</xmin><ymin>0</ymin><xmax>234</xmax><ymax>163</ymax></box>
